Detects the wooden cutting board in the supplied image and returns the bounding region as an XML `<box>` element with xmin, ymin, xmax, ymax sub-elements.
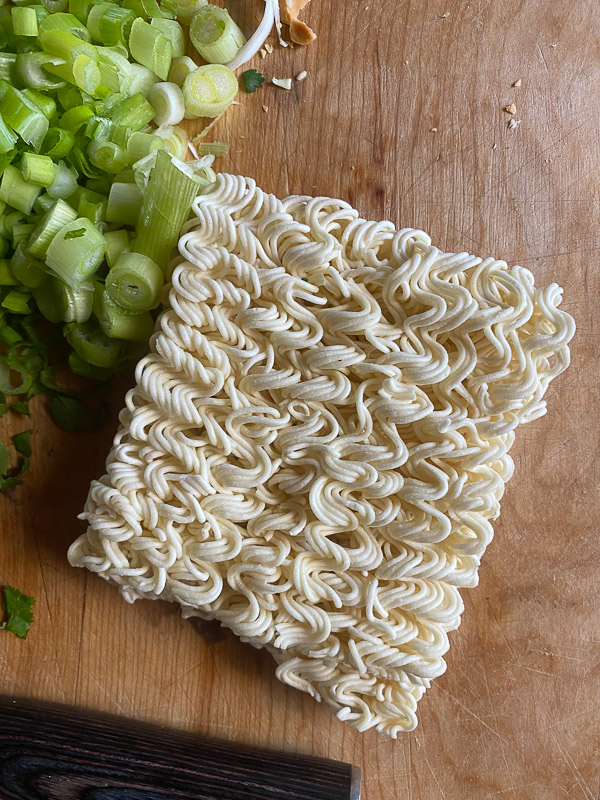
<box><xmin>1</xmin><ymin>2</ymin><xmax>599</xmax><ymax>798</ymax></box>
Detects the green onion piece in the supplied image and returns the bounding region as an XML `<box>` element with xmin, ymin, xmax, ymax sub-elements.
<box><xmin>0</xmin><ymin>211</ymin><xmax>24</xmax><ymax>239</ymax></box>
<box><xmin>57</xmin><ymin>84</ymin><xmax>86</xmax><ymax>110</ymax></box>
<box><xmin>104</xmin><ymin>229</ymin><xmax>129</xmax><ymax>267</ymax></box>
<box><xmin>0</xmin><ymin>83</ymin><xmax>49</xmax><ymax>151</ymax></box>
<box><xmin>12</xmin><ymin>223</ymin><xmax>35</xmax><ymax>248</ymax></box>
<box><xmin>33</xmin><ymin>192</ymin><xmax>55</xmax><ymax>214</ymax></box>
<box><xmin>0</xmin><ymin>53</ymin><xmax>17</xmax><ymax>82</ymax></box>
<box><xmin>65</xmin><ymin>320</ymin><xmax>120</xmax><ymax>366</ymax></box>
<box><xmin>0</xmin><ymin>259</ymin><xmax>18</xmax><ymax>286</ymax></box>
<box><xmin>21</xmin><ymin>152</ymin><xmax>55</xmax><ymax>187</ymax></box>
<box><xmin>182</xmin><ymin>64</ymin><xmax>238</xmax><ymax>118</ymax></box>
<box><xmin>33</xmin><ymin>275</ymin><xmax>93</xmax><ymax>322</ymax></box>
<box><xmin>11</xmin><ymin>6</ymin><xmax>38</xmax><ymax>36</ymax></box>
<box><xmin>96</xmin><ymin>289</ymin><xmax>154</xmax><ymax>340</ymax></box>
<box><xmin>194</xmin><ymin>139</ymin><xmax>229</xmax><ymax>157</ymax></box>
<box><xmin>85</xmin><ymin>175</ymin><xmax>112</xmax><ymax>195</ymax></box>
<box><xmin>0</xmin><ymin>164</ymin><xmax>41</xmax><ymax>214</ymax></box>
<box><xmin>168</xmin><ymin>56</ymin><xmax>196</xmax><ymax>88</ymax></box>
<box><xmin>77</xmin><ymin>188</ymin><xmax>107</xmax><ymax>225</ymax></box>
<box><xmin>60</xmin><ymin>103</ymin><xmax>94</xmax><ymax>133</ymax></box>
<box><xmin>125</xmin><ymin>131</ymin><xmax>164</xmax><ymax>163</ymax></box>
<box><xmin>39</xmin><ymin>28</ymin><xmax>96</xmax><ymax>61</ymax></box>
<box><xmin>135</xmin><ymin>149</ymin><xmax>203</xmax><ymax>269</ymax></box>
<box><xmin>38</xmin><ymin>11</ymin><xmax>90</xmax><ymax>41</ymax></box>
<box><xmin>2</xmin><ymin>289</ymin><xmax>32</xmax><ymax>314</ymax></box>
<box><xmin>129</xmin><ymin>17</ymin><xmax>172</xmax><ymax>81</ymax></box>
<box><xmin>110</xmin><ymin>92</ymin><xmax>155</xmax><ymax>130</ymax></box>
<box><xmin>67</xmin><ymin>350</ymin><xmax>113</xmax><ymax>380</ymax></box>
<box><xmin>106</xmin><ymin>181</ymin><xmax>141</xmax><ymax>225</ymax></box>
<box><xmin>0</xmin><ymin>236</ymin><xmax>9</xmax><ymax>258</ymax></box>
<box><xmin>189</xmin><ymin>5</ymin><xmax>246</xmax><ymax>65</ymax></box>
<box><xmin>21</xmin><ymin>88</ymin><xmax>57</xmax><ymax>120</ymax></box>
<box><xmin>150</xmin><ymin>17</ymin><xmax>185</xmax><ymax>58</ymax></box>
<box><xmin>15</xmin><ymin>52</ymin><xmax>66</xmax><ymax>91</ymax></box>
<box><xmin>106</xmin><ymin>250</ymin><xmax>162</xmax><ymax>311</ymax></box>
<box><xmin>71</xmin><ymin>53</ymin><xmax>103</xmax><ymax>96</ymax></box>
<box><xmin>154</xmin><ymin>123</ymin><xmax>187</xmax><ymax>159</ymax></box>
<box><xmin>47</xmin><ymin>160</ymin><xmax>77</xmax><ymax>199</ymax></box>
<box><xmin>87</xmin><ymin>136</ymin><xmax>128</xmax><ymax>174</ymax></box>
<box><xmin>41</xmin><ymin>0</ymin><xmax>68</xmax><ymax>12</ymax></box>
<box><xmin>0</xmin><ymin>114</ymin><xmax>18</xmax><ymax>155</ymax></box>
<box><xmin>68</xmin><ymin>0</ymin><xmax>92</xmax><ymax>25</ymax></box>
<box><xmin>9</xmin><ymin>241</ymin><xmax>46</xmax><ymax>287</ymax></box>
<box><xmin>123</xmin><ymin>63</ymin><xmax>159</xmax><ymax>97</ymax></box>
<box><xmin>68</xmin><ymin>144</ymin><xmax>104</xmax><ymax>178</ymax></box>
<box><xmin>88</xmin><ymin>3</ymin><xmax>135</xmax><ymax>46</ymax></box>
<box><xmin>123</xmin><ymin>0</ymin><xmax>170</xmax><ymax>19</ymax></box>
<box><xmin>174</xmin><ymin>0</ymin><xmax>206</xmax><ymax>24</ymax></box>
<box><xmin>28</xmin><ymin>197</ymin><xmax>77</xmax><ymax>258</ymax></box>
<box><xmin>46</xmin><ymin>217</ymin><xmax>106</xmax><ymax>287</ymax></box>
<box><xmin>40</xmin><ymin>129</ymin><xmax>75</xmax><ymax>162</ymax></box>
<box><xmin>148</xmin><ymin>81</ymin><xmax>184</xmax><ymax>126</ymax></box>
<box><xmin>84</xmin><ymin>114</ymin><xmax>112</xmax><ymax>140</ymax></box>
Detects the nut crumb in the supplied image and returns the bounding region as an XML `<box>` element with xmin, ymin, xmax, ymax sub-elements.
<box><xmin>262</xmin><ymin>105</ymin><xmax>269</xmax><ymax>112</ymax></box>
<box><xmin>265</xmin><ymin>43</ymin><xmax>273</xmax><ymax>54</ymax></box>
<box><xmin>272</xmin><ymin>77</ymin><xmax>293</xmax><ymax>90</ymax></box>
<box><xmin>492</xmin><ymin>142</ymin><xmax>498</xmax><ymax>150</ymax></box>
<box><xmin>504</xmin><ymin>103</ymin><xmax>517</xmax><ymax>115</ymax></box>
<box><xmin>295</xmin><ymin>70</ymin><xmax>308</xmax><ymax>81</ymax></box>
<box><xmin>350</xmin><ymin>165</ymin><xmax>356</xmax><ymax>170</ymax></box>
<box><xmin>512</xmin><ymin>78</ymin><xmax>522</xmax><ymax>87</ymax></box>
<box><xmin>508</xmin><ymin>118</ymin><xmax>520</xmax><ymax>130</ymax></box>
<box><xmin>441</xmin><ymin>10</ymin><xmax>450</xmax><ymax>17</ymax></box>
<box><xmin>260</xmin><ymin>48</ymin><xmax>267</xmax><ymax>58</ymax></box>
<box><xmin>430</xmin><ymin>127</ymin><xmax>438</xmax><ymax>132</ymax></box>
<box><xmin>403</xmin><ymin>60</ymin><xmax>409</xmax><ymax>65</ymax></box>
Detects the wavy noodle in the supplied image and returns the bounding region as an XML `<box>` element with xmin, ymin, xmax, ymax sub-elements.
<box><xmin>69</xmin><ymin>174</ymin><xmax>575</xmax><ymax>737</ymax></box>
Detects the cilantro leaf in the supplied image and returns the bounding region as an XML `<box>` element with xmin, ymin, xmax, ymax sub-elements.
<box><xmin>1</xmin><ymin>585</ymin><xmax>35</xmax><ymax>639</ymax></box>
<box><xmin>241</xmin><ymin>69</ymin><xmax>265</xmax><ymax>93</ymax></box>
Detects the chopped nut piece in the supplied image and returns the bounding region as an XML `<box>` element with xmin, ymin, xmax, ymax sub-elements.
<box><xmin>262</xmin><ymin>105</ymin><xmax>269</xmax><ymax>112</ymax></box>
<box><xmin>265</xmin><ymin>43</ymin><xmax>274</xmax><ymax>54</ymax></box>
<box><xmin>513</xmin><ymin>79</ymin><xmax>522</xmax><ymax>87</ymax></box>
<box><xmin>295</xmin><ymin>70</ymin><xmax>308</xmax><ymax>81</ymax></box>
<box><xmin>508</xmin><ymin>118</ymin><xmax>520</xmax><ymax>130</ymax></box>
<box><xmin>504</xmin><ymin>103</ymin><xmax>517</xmax><ymax>115</ymax></box>
<box><xmin>492</xmin><ymin>142</ymin><xmax>498</xmax><ymax>150</ymax></box>
<box><xmin>272</xmin><ymin>77</ymin><xmax>293</xmax><ymax>90</ymax></box>
<box><xmin>260</xmin><ymin>48</ymin><xmax>267</xmax><ymax>58</ymax></box>
<box><xmin>441</xmin><ymin>10</ymin><xmax>450</xmax><ymax>17</ymax></box>
<box><xmin>430</xmin><ymin>127</ymin><xmax>438</xmax><ymax>132</ymax></box>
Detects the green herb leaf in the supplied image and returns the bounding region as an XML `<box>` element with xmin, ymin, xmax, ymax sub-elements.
<box><xmin>0</xmin><ymin>440</ymin><xmax>9</xmax><ymax>474</ymax></box>
<box><xmin>12</xmin><ymin>399</ymin><xmax>30</xmax><ymax>416</ymax></box>
<box><xmin>12</xmin><ymin>429</ymin><xmax>32</xmax><ymax>459</ymax></box>
<box><xmin>50</xmin><ymin>395</ymin><xmax>109</xmax><ymax>433</ymax></box>
<box><xmin>241</xmin><ymin>68</ymin><xmax>265</xmax><ymax>93</ymax></box>
<box><xmin>1</xmin><ymin>585</ymin><xmax>35</xmax><ymax>639</ymax></box>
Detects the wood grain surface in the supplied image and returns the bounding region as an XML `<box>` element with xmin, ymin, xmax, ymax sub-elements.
<box><xmin>1</xmin><ymin>2</ymin><xmax>599</xmax><ymax>799</ymax></box>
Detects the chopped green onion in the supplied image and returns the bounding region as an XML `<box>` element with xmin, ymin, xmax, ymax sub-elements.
<box><xmin>0</xmin><ymin>53</ymin><xmax>17</xmax><ymax>83</ymax></box>
<box><xmin>39</xmin><ymin>28</ymin><xmax>97</xmax><ymax>61</ymax></box>
<box><xmin>11</xmin><ymin>222</ymin><xmax>35</xmax><ymax>248</ymax></box>
<box><xmin>47</xmin><ymin>160</ymin><xmax>77</xmax><ymax>198</ymax></box>
<box><xmin>21</xmin><ymin>152</ymin><xmax>55</xmax><ymax>187</ymax></box>
<box><xmin>2</xmin><ymin>289</ymin><xmax>32</xmax><ymax>314</ymax></box>
<box><xmin>60</xmin><ymin>104</ymin><xmax>94</xmax><ymax>133</ymax></box>
<box><xmin>96</xmin><ymin>289</ymin><xmax>154</xmax><ymax>340</ymax></box>
<box><xmin>46</xmin><ymin>216</ymin><xmax>106</xmax><ymax>286</ymax></box>
<box><xmin>125</xmin><ymin>130</ymin><xmax>164</xmax><ymax>163</ymax></box>
<box><xmin>0</xmin><ymin>83</ymin><xmax>49</xmax><ymax>151</ymax></box>
<box><xmin>40</xmin><ymin>128</ymin><xmax>74</xmax><ymax>161</ymax></box>
<box><xmin>65</xmin><ymin>320</ymin><xmax>120</xmax><ymax>366</ymax></box>
<box><xmin>85</xmin><ymin>114</ymin><xmax>112</xmax><ymax>140</ymax></box>
<box><xmin>33</xmin><ymin>275</ymin><xmax>93</xmax><ymax>322</ymax></box>
<box><xmin>182</xmin><ymin>64</ymin><xmax>238</xmax><ymax>118</ymax></box>
<box><xmin>110</xmin><ymin>92</ymin><xmax>155</xmax><ymax>129</ymax></box>
<box><xmin>38</xmin><ymin>11</ymin><xmax>90</xmax><ymax>41</ymax></box>
<box><xmin>77</xmin><ymin>187</ymin><xmax>107</xmax><ymax>225</ymax></box>
<box><xmin>123</xmin><ymin>0</ymin><xmax>173</xmax><ymax>20</ymax></box>
<box><xmin>28</xmin><ymin>197</ymin><xmax>77</xmax><ymax>257</ymax></box>
<box><xmin>148</xmin><ymin>81</ymin><xmax>184</xmax><ymax>125</ymax></box>
<box><xmin>11</xmin><ymin>6</ymin><xmax>38</xmax><ymax>37</ymax></box>
<box><xmin>68</xmin><ymin>0</ymin><xmax>92</xmax><ymax>25</ymax></box>
<box><xmin>150</xmin><ymin>17</ymin><xmax>184</xmax><ymax>58</ymax></box>
<box><xmin>174</xmin><ymin>0</ymin><xmax>206</xmax><ymax>24</ymax></box>
<box><xmin>106</xmin><ymin>250</ymin><xmax>162</xmax><ymax>311</ymax></box>
<box><xmin>41</xmin><ymin>0</ymin><xmax>68</xmax><ymax>13</ymax></box>
<box><xmin>194</xmin><ymin>139</ymin><xmax>229</xmax><ymax>157</ymax></box>
<box><xmin>129</xmin><ymin>17</ymin><xmax>171</xmax><ymax>81</ymax></box>
<box><xmin>15</xmin><ymin>52</ymin><xmax>66</xmax><ymax>91</ymax></box>
<box><xmin>106</xmin><ymin>180</ymin><xmax>142</xmax><ymax>225</ymax></box>
<box><xmin>88</xmin><ymin>3</ymin><xmax>135</xmax><ymax>46</ymax></box>
<box><xmin>124</xmin><ymin>63</ymin><xmax>158</xmax><ymax>97</ymax></box>
<box><xmin>0</xmin><ymin>164</ymin><xmax>41</xmax><ymax>214</ymax></box>
<box><xmin>189</xmin><ymin>5</ymin><xmax>246</xmax><ymax>65</ymax></box>
<box><xmin>0</xmin><ymin>236</ymin><xmax>9</xmax><ymax>258</ymax></box>
<box><xmin>21</xmin><ymin>88</ymin><xmax>57</xmax><ymax>120</ymax></box>
<box><xmin>9</xmin><ymin>241</ymin><xmax>46</xmax><ymax>287</ymax></box>
<box><xmin>0</xmin><ymin>259</ymin><xmax>18</xmax><ymax>286</ymax></box>
<box><xmin>0</xmin><ymin>114</ymin><xmax>18</xmax><ymax>155</ymax></box>
<box><xmin>168</xmin><ymin>55</ymin><xmax>196</xmax><ymax>88</ymax></box>
<box><xmin>104</xmin><ymin>228</ymin><xmax>129</xmax><ymax>267</ymax></box>
<box><xmin>135</xmin><ymin>149</ymin><xmax>204</xmax><ymax>268</ymax></box>
<box><xmin>88</xmin><ymin>137</ymin><xmax>128</xmax><ymax>174</ymax></box>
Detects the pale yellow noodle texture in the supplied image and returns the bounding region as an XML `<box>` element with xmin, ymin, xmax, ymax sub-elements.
<box><xmin>69</xmin><ymin>174</ymin><xmax>575</xmax><ymax>737</ymax></box>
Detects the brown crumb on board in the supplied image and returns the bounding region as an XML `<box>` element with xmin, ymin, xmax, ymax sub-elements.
<box><xmin>262</xmin><ymin>105</ymin><xmax>269</xmax><ymax>112</ymax></box>
<box><xmin>441</xmin><ymin>10</ymin><xmax>450</xmax><ymax>17</ymax></box>
<box><xmin>504</xmin><ymin>103</ymin><xmax>517</xmax><ymax>115</ymax></box>
<box><xmin>279</xmin><ymin>0</ymin><xmax>316</xmax><ymax>45</ymax></box>
<box><xmin>512</xmin><ymin>78</ymin><xmax>522</xmax><ymax>87</ymax></box>
<box><xmin>508</xmin><ymin>118</ymin><xmax>520</xmax><ymax>130</ymax></box>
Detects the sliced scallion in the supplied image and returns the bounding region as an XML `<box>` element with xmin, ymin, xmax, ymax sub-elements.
<box><xmin>46</xmin><ymin>216</ymin><xmax>106</xmax><ymax>286</ymax></box>
<box><xmin>182</xmin><ymin>64</ymin><xmax>238</xmax><ymax>118</ymax></box>
<box><xmin>129</xmin><ymin>17</ymin><xmax>172</xmax><ymax>82</ymax></box>
<box><xmin>125</xmin><ymin>130</ymin><xmax>164</xmax><ymax>163</ymax></box>
<box><xmin>148</xmin><ymin>80</ymin><xmax>184</xmax><ymax>126</ymax></box>
<box><xmin>96</xmin><ymin>289</ymin><xmax>154</xmax><ymax>340</ymax></box>
<box><xmin>106</xmin><ymin>180</ymin><xmax>142</xmax><ymax>225</ymax></box>
<box><xmin>194</xmin><ymin>140</ymin><xmax>229</xmax><ymax>157</ymax></box>
<box><xmin>88</xmin><ymin>3</ymin><xmax>135</xmax><ymax>46</ymax></box>
<box><xmin>65</xmin><ymin>320</ymin><xmax>120</xmax><ymax>366</ymax></box>
<box><xmin>0</xmin><ymin>259</ymin><xmax>18</xmax><ymax>286</ymax></box>
<box><xmin>28</xmin><ymin>197</ymin><xmax>78</xmax><ymax>257</ymax></box>
<box><xmin>0</xmin><ymin>114</ymin><xmax>18</xmax><ymax>155</ymax></box>
<box><xmin>153</xmin><ymin>123</ymin><xmax>188</xmax><ymax>159</ymax></box>
<box><xmin>38</xmin><ymin>11</ymin><xmax>90</xmax><ymax>41</ymax></box>
<box><xmin>88</xmin><ymin>137</ymin><xmax>128</xmax><ymax>174</ymax></box>
<box><xmin>15</xmin><ymin>52</ymin><xmax>66</xmax><ymax>91</ymax></box>
<box><xmin>2</xmin><ymin>289</ymin><xmax>33</xmax><ymax>315</ymax></box>
<box><xmin>11</xmin><ymin>6</ymin><xmax>39</xmax><ymax>37</ymax></box>
<box><xmin>0</xmin><ymin>164</ymin><xmax>41</xmax><ymax>214</ymax></box>
<box><xmin>47</xmin><ymin>160</ymin><xmax>78</xmax><ymax>198</ymax></box>
<box><xmin>124</xmin><ymin>63</ymin><xmax>159</xmax><ymax>97</ymax></box>
<box><xmin>150</xmin><ymin>17</ymin><xmax>185</xmax><ymax>58</ymax></box>
<box><xmin>104</xmin><ymin>228</ymin><xmax>129</xmax><ymax>267</ymax></box>
<box><xmin>106</xmin><ymin>250</ymin><xmax>162</xmax><ymax>311</ymax></box>
<box><xmin>10</xmin><ymin>241</ymin><xmax>46</xmax><ymax>287</ymax></box>
<box><xmin>33</xmin><ymin>275</ymin><xmax>93</xmax><ymax>323</ymax></box>
<box><xmin>190</xmin><ymin>5</ymin><xmax>246</xmax><ymax>65</ymax></box>
<box><xmin>174</xmin><ymin>0</ymin><xmax>206</xmax><ymax>24</ymax></box>
<box><xmin>168</xmin><ymin>55</ymin><xmax>196</xmax><ymax>88</ymax></box>
<box><xmin>1</xmin><ymin>84</ymin><xmax>49</xmax><ymax>151</ymax></box>
<box><xmin>21</xmin><ymin>152</ymin><xmax>55</xmax><ymax>187</ymax></box>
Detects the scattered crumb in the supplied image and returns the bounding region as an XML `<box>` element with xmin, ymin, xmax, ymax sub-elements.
<box><xmin>512</xmin><ymin>78</ymin><xmax>522</xmax><ymax>87</ymax></box>
<box><xmin>295</xmin><ymin>70</ymin><xmax>308</xmax><ymax>81</ymax></box>
<box><xmin>260</xmin><ymin>48</ymin><xmax>267</xmax><ymax>58</ymax></box>
<box><xmin>492</xmin><ymin>142</ymin><xmax>498</xmax><ymax>150</ymax></box>
<box><xmin>262</xmin><ymin>105</ymin><xmax>269</xmax><ymax>112</ymax></box>
<box><xmin>403</xmin><ymin>60</ymin><xmax>409</xmax><ymax>65</ymax></box>
<box><xmin>265</xmin><ymin>43</ymin><xmax>274</xmax><ymax>54</ymax></box>
<box><xmin>504</xmin><ymin>102</ymin><xmax>517</xmax><ymax>115</ymax></box>
<box><xmin>508</xmin><ymin>118</ymin><xmax>520</xmax><ymax>130</ymax></box>
<box><xmin>551</xmin><ymin>43</ymin><xmax>557</xmax><ymax>47</ymax></box>
<box><xmin>441</xmin><ymin>10</ymin><xmax>450</xmax><ymax>17</ymax></box>
<box><xmin>350</xmin><ymin>165</ymin><xmax>355</xmax><ymax>170</ymax></box>
<box><xmin>272</xmin><ymin>77</ymin><xmax>293</xmax><ymax>90</ymax></box>
<box><xmin>430</xmin><ymin>127</ymin><xmax>438</xmax><ymax>132</ymax></box>
<box><xmin>231</xmin><ymin>100</ymin><xmax>240</xmax><ymax>105</ymax></box>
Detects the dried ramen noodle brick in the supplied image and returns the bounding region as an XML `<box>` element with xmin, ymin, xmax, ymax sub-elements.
<box><xmin>69</xmin><ymin>175</ymin><xmax>575</xmax><ymax>737</ymax></box>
